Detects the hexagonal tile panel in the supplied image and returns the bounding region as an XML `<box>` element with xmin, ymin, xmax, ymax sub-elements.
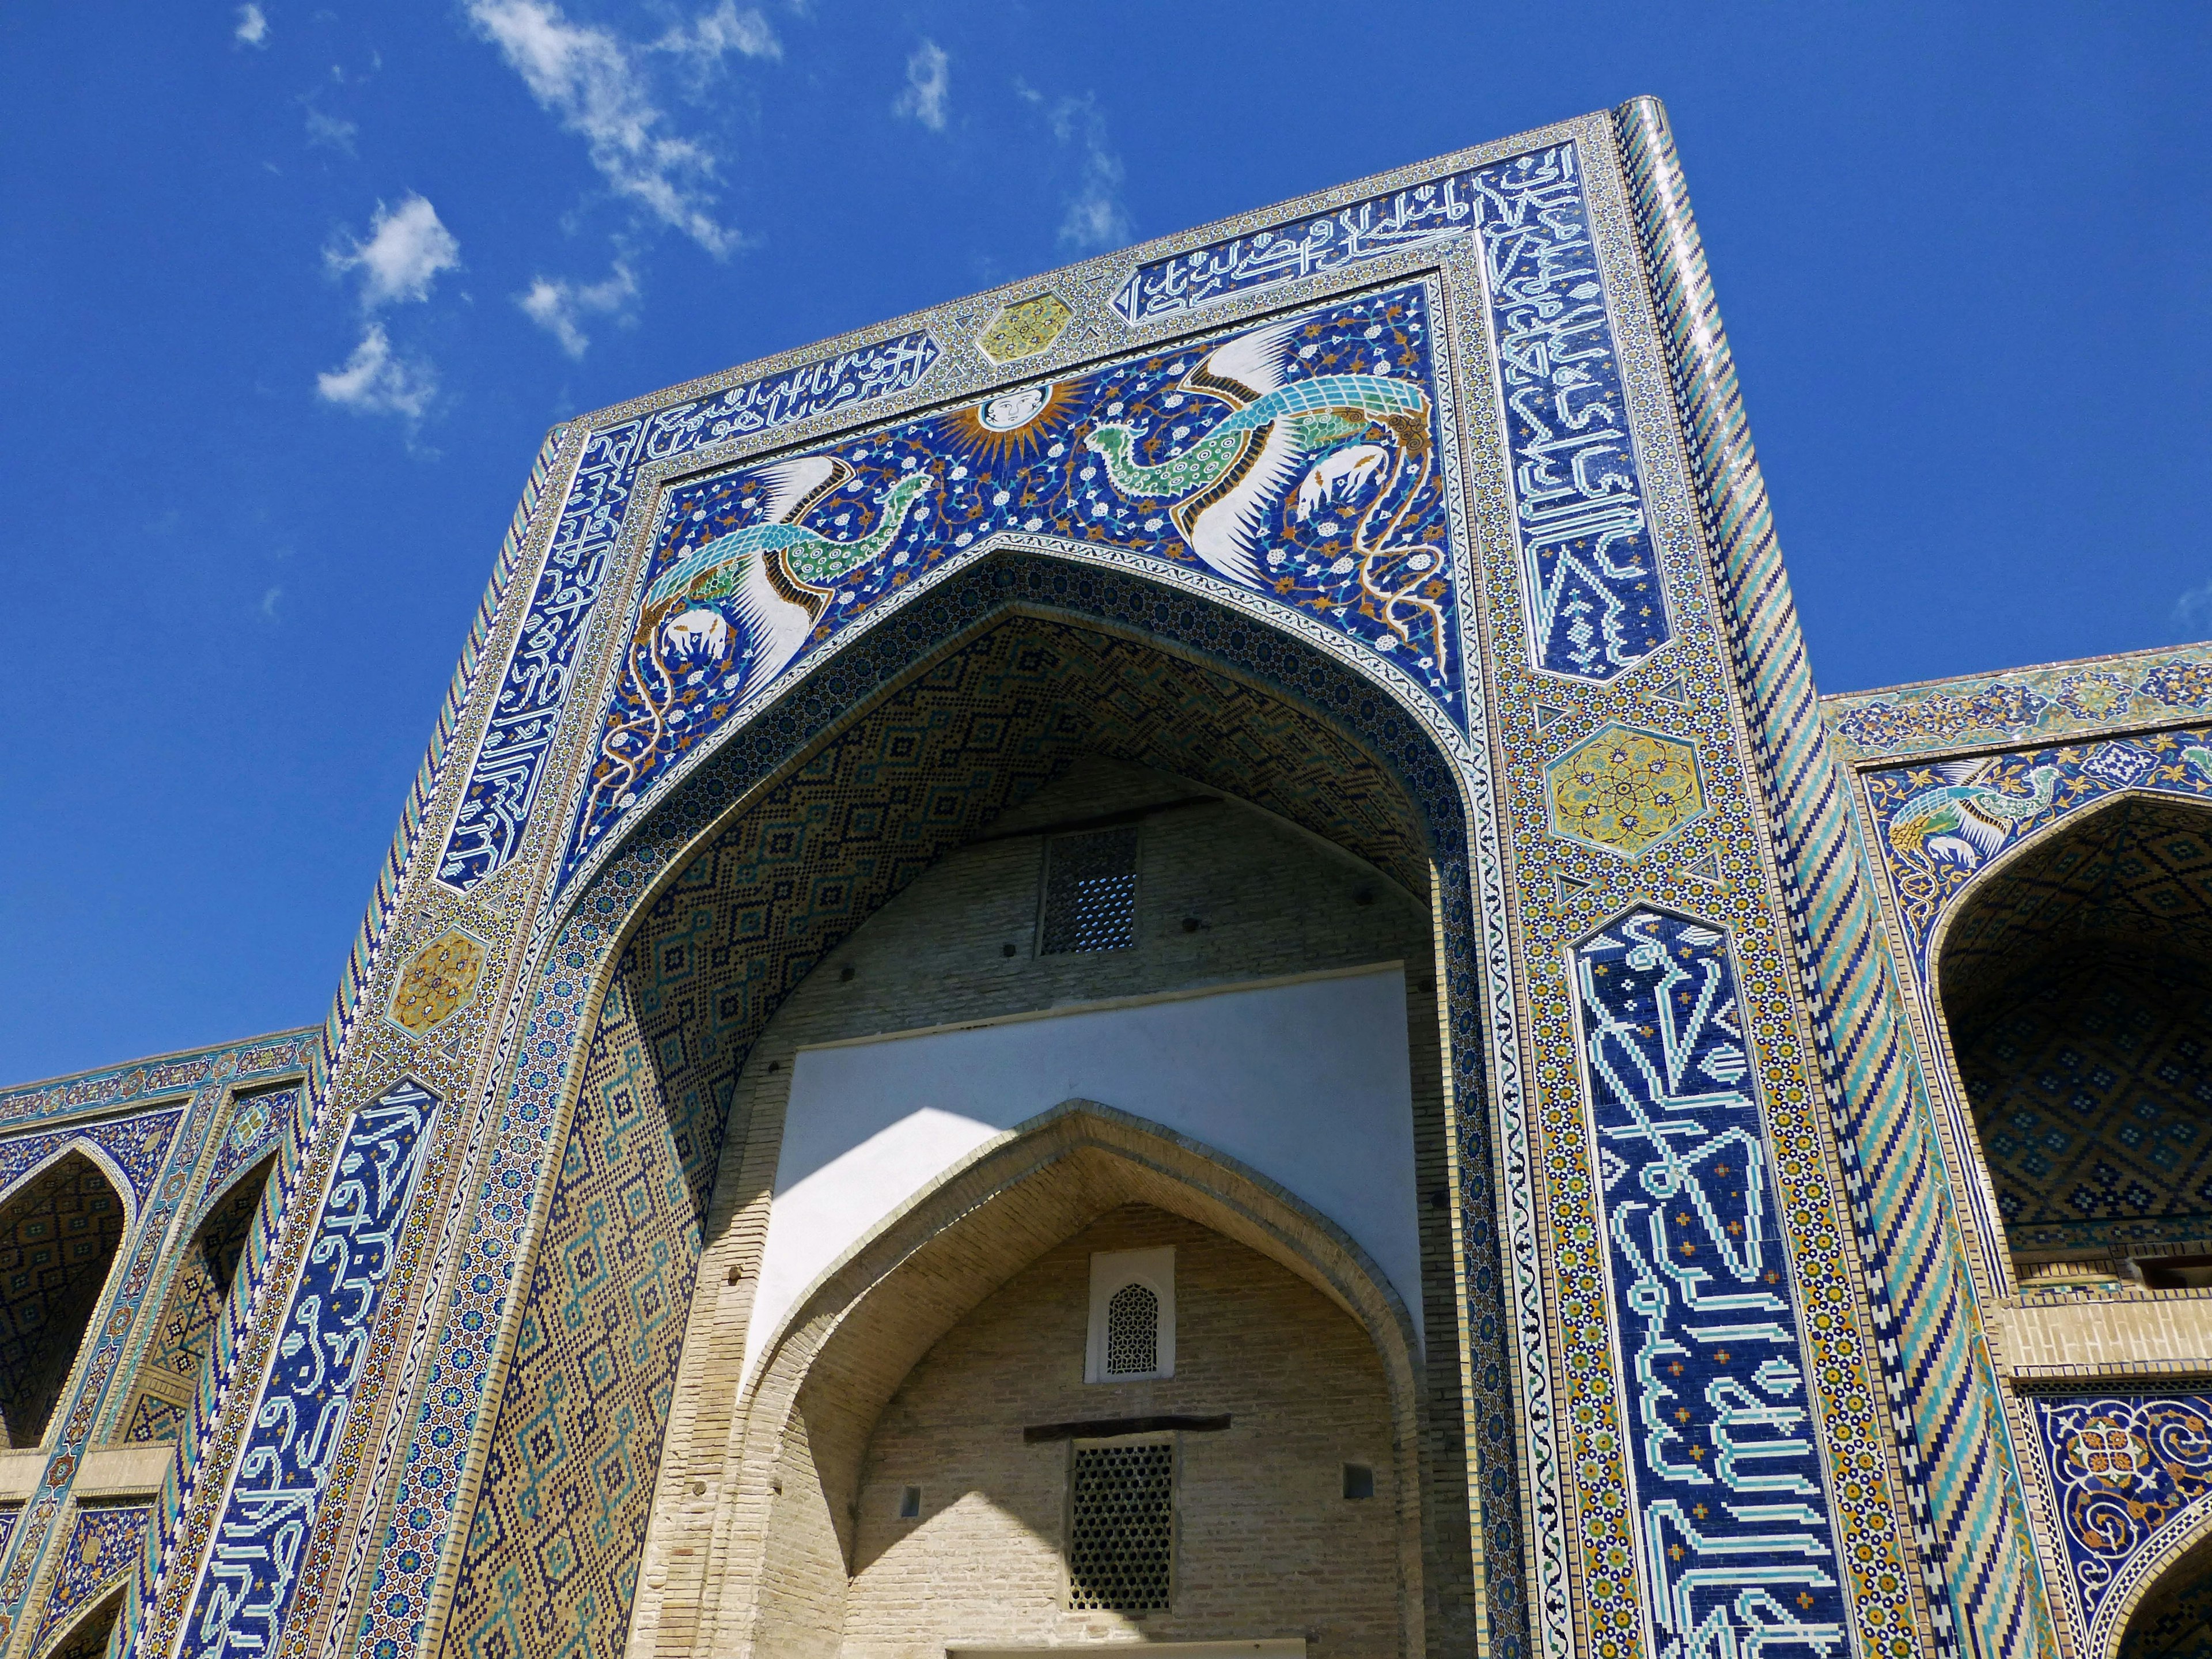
<box><xmin>387</xmin><ymin>927</ymin><xmax>488</xmax><ymax>1036</ymax></box>
<box><xmin>1545</xmin><ymin>722</ymin><xmax>1706</xmax><ymax>859</ymax></box>
<box><xmin>978</xmin><ymin>293</ymin><xmax>1073</xmax><ymax>364</ymax></box>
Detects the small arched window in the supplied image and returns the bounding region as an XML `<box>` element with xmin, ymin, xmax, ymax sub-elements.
<box><xmin>1086</xmin><ymin>1247</ymin><xmax>1173</xmax><ymax>1382</ymax></box>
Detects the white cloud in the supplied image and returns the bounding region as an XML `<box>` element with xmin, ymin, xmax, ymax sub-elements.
<box><xmin>327</xmin><ymin>194</ymin><xmax>461</xmax><ymax>309</ymax></box>
<box><xmin>518</xmin><ymin>262</ymin><xmax>639</xmax><ymax>358</ymax></box>
<box><xmin>235</xmin><ymin>4</ymin><xmax>269</xmax><ymax>47</ymax></box>
<box><xmin>260</xmin><ymin>586</ymin><xmax>283</xmax><ymax>621</ymax></box>
<box><xmin>465</xmin><ymin>0</ymin><xmax>736</xmax><ymax>256</ymax></box>
<box><xmin>316</xmin><ymin>324</ymin><xmax>437</xmax><ymax>418</ymax></box>
<box><xmin>304</xmin><ymin>105</ymin><xmax>358</xmax><ymax>153</ymax></box>
<box><xmin>655</xmin><ymin>1</ymin><xmax>779</xmax><ymax>72</ymax></box>
<box><xmin>2176</xmin><ymin>581</ymin><xmax>2212</xmax><ymax>636</ymax></box>
<box><xmin>893</xmin><ymin>40</ymin><xmax>949</xmax><ymax>132</ymax></box>
<box><xmin>1018</xmin><ymin>86</ymin><xmax>1128</xmax><ymax>251</ymax></box>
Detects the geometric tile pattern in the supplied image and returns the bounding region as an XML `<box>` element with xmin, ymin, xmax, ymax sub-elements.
<box><xmin>435</xmin><ymin>980</ymin><xmax>705</xmax><ymax>1659</ymax></box>
<box><xmin>1826</xmin><ymin>646</ymin><xmax>2212</xmax><ymax>765</ymax></box>
<box><xmin>119</xmin><ymin>1156</ymin><xmax>275</xmax><ymax>1443</ymax></box>
<box><xmin>976</xmin><ymin>293</ymin><xmax>1072</xmax><ymax>364</ymax></box>
<box><xmin>29</xmin><ymin>1504</ymin><xmax>148</xmax><ymax>1654</ymax></box>
<box><xmin>437</xmin><ymin>336</ymin><xmax>942</xmax><ymax>892</ymax></box>
<box><xmin>2028</xmin><ymin>1392</ymin><xmax>2212</xmax><ymax>1658</ymax></box>
<box><xmin>374</xmin><ymin>578</ymin><xmax>1517</xmax><ymax>1659</ymax></box>
<box><xmin>386</xmin><ymin>929</ymin><xmax>488</xmax><ymax>1036</ymax></box>
<box><xmin>0</xmin><ymin>1155</ymin><xmax>127</xmax><ymax>1449</ymax></box>
<box><xmin>1958</xmin><ymin>950</ymin><xmax>2212</xmax><ymax>1256</ymax></box>
<box><xmin>1613</xmin><ymin>97</ymin><xmax>2047</xmax><ymax>1659</ymax></box>
<box><xmin>559</xmin><ymin>282</ymin><xmax>1459</xmax><ymax>885</ymax></box>
<box><xmin>1545</xmin><ymin>722</ymin><xmax>1703</xmax><ymax>857</ymax></box>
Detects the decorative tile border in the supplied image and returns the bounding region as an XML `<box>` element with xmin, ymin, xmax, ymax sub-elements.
<box><xmin>1824</xmin><ymin>643</ymin><xmax>2212</xmax><ymax>765</ymax></box>
<box><xmin>435</xmin><ymin>334</ymin><xmax>942</xmax><ymax>892</ymax></box>
<box><xmin>1111</xmin><ymin>169</ymin><xmax>1482</xmax><ymax>324</ymax></box>
<box><xmin>1574</xmin><ymin>911</ymin><xmax>1853</xmax><ymax>1657</ymax></box>
<box><xmin>170</xmin><ymin>1080</ymin><xmax>440</xmax><ymax>1659</ymax></box>
<box><xmin>1474</xmin><ymin>143</ymin><xmax>1668</xmax><ymax>684</ymax></box>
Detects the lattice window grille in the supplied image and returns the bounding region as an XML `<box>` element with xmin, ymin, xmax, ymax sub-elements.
<box><xmin>1086</xmin><ymin>1247</ymin><xmax>1173</xmax><ymax>1383</ymax></box>
<box><xmin>1066</xmin><ymin>1438</ymin><xmax>1174</xmax><ymax>1612</ymax></box>
<box><xmin>1039</xmin><ymin>827</ymin><xmax>1139</xmax><ymax>954</ymax></box>
<box><xmin>1103</xmin><ymin>1282</ymin><xmax>1159</xmax><ymax>1377</ymax></box>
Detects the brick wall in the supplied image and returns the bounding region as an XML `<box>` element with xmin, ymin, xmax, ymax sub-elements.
<box><xmin>842</xmin><ymin>1204</ymin><xmax>1399</xmax><ymax>1657</ymax></box>
<box><xmin>632</xmin><ymin>754</ymin><xmax>1475</xmax><ymax>1659</ymax></box>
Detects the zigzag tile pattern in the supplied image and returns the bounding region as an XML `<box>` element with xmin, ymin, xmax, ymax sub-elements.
<box><xmin>434</xmin><ymin>597</ymin><xmax>1503</xmax><ymax>1659</ymax></box>
<box><xmin>119</xmin><ymin>1157</ymin><xmax>274</xmax><ymax>1444</ymax></box>
<box><xmin>1612</xmin><ymin>96</ymin><xmax>2053</xmax><ymax>1659</ymax></box>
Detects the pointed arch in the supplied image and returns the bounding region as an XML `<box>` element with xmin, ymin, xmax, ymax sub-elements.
<box><xmin>712</xmin><ymin>1099</ymin><xmax>1426</xmax><ymax>1654</ymax></box>
<box><xmin>1927</xmin><ymin>789</ymin><xmax>2212</xmax><ymax>1281</ymax></box>
<box><xmin>32</xmin><ymin>1580</ymin><xmax>126</xmax><ymax>1659</ymax></box>
<box><xmin>419</xmin><ymin>557</ymin><xmax>1515</xmax><ymax>1659</ymax></box>
<box><xmin>0</xmin><ymin>1148</ymin><xmax>131</xmax><ymax>1448</ymax></box>
<box><xmin>113</xmin><ymin>1151</ymin><xmax>279</xmax><ymax>1445</ymax></box>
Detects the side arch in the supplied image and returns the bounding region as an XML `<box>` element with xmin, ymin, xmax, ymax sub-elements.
<box><xmin>1926</xmin><ymin>788</ymin><xmax>2212</xmax><ymax>1283</ymax></box>
<box><xmin>31</xmin><ymin>1578</ymin><xmax>127</xmax><ymax>1659</ymax></box>
<box><xmin>0</xmin><ymin>1145</ymin><xmax>134</xmax><ymax>1449</ymax></box>
<box><xmin>719</xmin><ymin>1099</ymin><xmax>1427</xmax><ymax>1655</ymax></box>
<box><xmin>111</xmin><ymin>1151</ymin><xmax>279</xmax><ymax>1446</ymax></box>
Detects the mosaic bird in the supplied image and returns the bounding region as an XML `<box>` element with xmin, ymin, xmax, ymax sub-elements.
<box><xmin>1082</xmin><ymin>322</ymin><xmax>1429</xmax><ymax>588</ymax></box>
<box><xmin>641</xmin><ymin>456</ymin><xmax>935</xmax><ymax>692</ymax></box>
<box><xmin>1885</xmin><ymin>760</ymin><xmax>2062</xmax><ymax>869</ymax></box>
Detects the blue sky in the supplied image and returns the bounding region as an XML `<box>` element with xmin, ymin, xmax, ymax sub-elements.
<box><xmin>2</xmin><ymin>3</ymin><xmax>2207</xmax><ymax>1081</ymax></box>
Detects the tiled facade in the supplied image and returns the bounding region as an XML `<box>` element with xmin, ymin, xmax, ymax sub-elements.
<box><xmin>9</xmin><ymin>94</ymin><xmax>2212</xmax><ymax>1659</ymax></box>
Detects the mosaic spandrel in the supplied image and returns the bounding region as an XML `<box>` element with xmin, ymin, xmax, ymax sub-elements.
<box><xmin>563</xmin><ymin>282</ymin><xmax>1464</xmax><ymax>881</ymax></box>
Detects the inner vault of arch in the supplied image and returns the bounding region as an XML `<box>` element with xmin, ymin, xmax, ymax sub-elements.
<box><xmin>1938</xmin><ymin>793</ymin><xmax>2212</xmax><ymax>1280</ymax></box>
<box><xmin>430</xmin><ymin>596</ymin><xmax>1508</xmax><ymax>1659</ymax></box>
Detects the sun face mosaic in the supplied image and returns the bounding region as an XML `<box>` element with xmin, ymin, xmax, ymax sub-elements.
<box><xmin>560</xmin><ymin>281</ymin><xmax>1463</xmax><ymax>882</ymax></box>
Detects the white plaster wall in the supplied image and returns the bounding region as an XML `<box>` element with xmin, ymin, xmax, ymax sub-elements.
<box><xmin>743</xmin><ymin>965</ymin><xmax>1419</xmax><ymax>1389</ymax></box>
